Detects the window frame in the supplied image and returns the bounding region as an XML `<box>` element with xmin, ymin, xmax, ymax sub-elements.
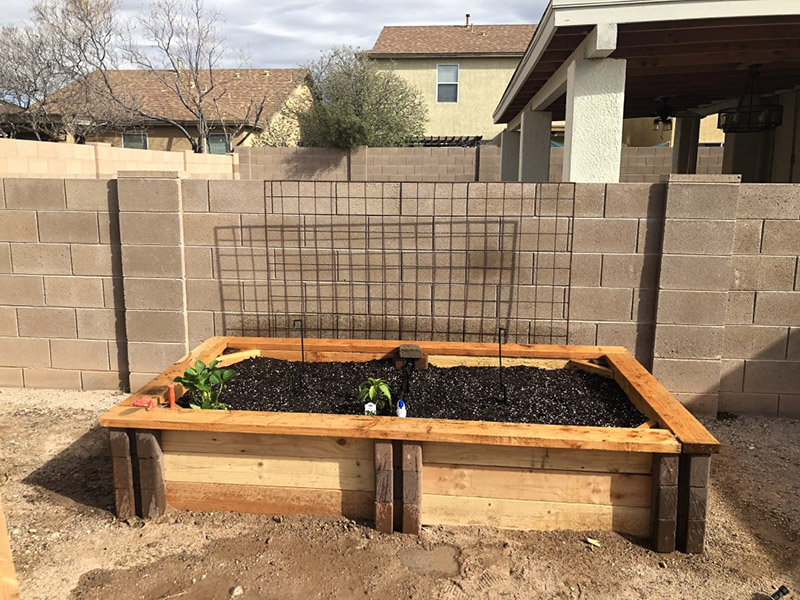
<box><xmin>121</xmin><ymin>132</ymin><xmax>149</xmax><ymax>150</ymax></box>
<box><xmin>208</xmin><ymin>132</ymin><xmax>232</xmax><ymax>155</ymax></box>
<box><xmin>436</xmin><ymin>63</ymin><xmax>459</xmax><ymax>104</ymax></box>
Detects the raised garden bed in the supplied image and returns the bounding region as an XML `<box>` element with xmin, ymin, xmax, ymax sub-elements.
<box><xmin>100</xmin><ymin>336</ymin><xmax>720</xmax><ymax>553</ymax></box>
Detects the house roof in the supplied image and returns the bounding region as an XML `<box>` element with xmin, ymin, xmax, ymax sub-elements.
<box><xmin>56</xmin><ymin>68</ymin><xmax>306</xmax><ymax>126</ymax></box>
<box><xmin>368</xmin><ymin>24</ymin><xmax>536</xmax><ymax>58</ymax></box>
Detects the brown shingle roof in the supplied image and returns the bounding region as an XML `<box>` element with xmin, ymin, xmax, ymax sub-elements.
<box><xmin>368</xmin><ymin>24</ymin><xmax>536</xmax><ymax>57</ymax></box>
<box><xmin>61</xmin><ymin>68</ymin><xmax>306</xmax><ymax>124</ymax></box>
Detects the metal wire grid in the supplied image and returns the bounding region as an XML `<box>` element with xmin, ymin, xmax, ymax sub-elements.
<box><xmin>215</xmin><ymin>181</ymin><xmax>575</xmax><ymax>344</ymax></box>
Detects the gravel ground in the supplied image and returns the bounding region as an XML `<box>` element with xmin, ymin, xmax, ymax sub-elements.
<box><xmin>0</xmin><ymin>387</ymin><xmax>798</xmax><ymax>600</ymax></box>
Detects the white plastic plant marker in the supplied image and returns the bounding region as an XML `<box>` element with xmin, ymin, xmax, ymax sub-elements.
<box><xmin>364</xmin><ymin>402</ymin><xmax>377</xmax><ymax>416</ymax></box>
<box><xmin>396</xmin><ymin>399</ymin><xmax>407</xmax><ymax>418</ymax></box>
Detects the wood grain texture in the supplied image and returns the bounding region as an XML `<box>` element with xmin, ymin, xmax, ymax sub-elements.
<box><xmin>0</xmin><ymin>502</ymin><xmax>19</xmax><ymax>600</ymax></box>
<box><xmin>566</xmin><ymin>360</ymin><xmax>614</xmax><ymax>378</ymax></box>
<box><xmin>423</xmin><ymin>464</ymin><xmax>650</xmax><ymax>507</ymax></box>
<box><xmin>163</xmin><ymin>452</ymin><xmax>374</xmax><ymax>492</ymax></box>
<box><xmin>428</xmin><ymin>356</ymin><xmax>568</xmax><ymax>369</ymax></box>
<box><xmin>421</xmin><ymin>494</ymin><xmax>651</xmax><ymax>536</ymax></box>
<box><xmin>423</xmin><ymin>442</ymin><xmax>653</xmax><ymax>474</ymax></box>
<box><xmin>165</xmin><ymin>482</ymin><xmax>373</xmax><ymax>519</ymax></box>
<box><xmin>215</xmin><ymin>349</ymin><xmax>261</xmax><ymax>368</ymax></box>
<box><xmin>605</xmin><ymin>353</ymin><xmax>721</xmax><ymax>454</ymax></box>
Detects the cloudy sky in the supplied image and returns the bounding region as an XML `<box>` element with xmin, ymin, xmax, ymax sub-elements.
<box><xmin>2</xmin><ymin>0</ymin><xmax>548</xmax><ymax>68</ymax></box>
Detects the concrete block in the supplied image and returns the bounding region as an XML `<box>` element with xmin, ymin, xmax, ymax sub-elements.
<box><xmin>71</xmin><ymin>245</ymin><xmax>117</xmax><ymax>277</ymax></box>
<box><xmin>572</xmin><ymin>183</ymin><xmax>605</xmax><ymax>217</ymax></box>
<box><xmin>119</xmin><ymin>213</ymin><xmax>181</xmax><ymax>246</ymax></box>
<box><xmin>632</xmin><ymin>288</ymin><xmax>657</xmax><ymax>322</ymax></box>
<box><xmin>0</xmin><ymin>307</ymin><xmax>16</xmax><ymax>336</ymax></box>
<box><xmin>662</xmin><ymin>220</ymin><xmax>735</xmax><ymax>255</ymax></box>
<box><xmin>566</xmin><ymin>321</ymin><xmax>597</xmax><ymax>345</ymax></box>
<box><xmin>82</xmin><ymin>370</ymin><xmax>124</xmax><ymax>390</ymax></box>
<box><xmin>122</xmin><ymin>246</ymin><xmax>182</xmax><ymax>278</ymax></box>
<box><xmin>181</xmin><ymin>179</ymin><xmax>209</xmax><ymax>212</ymax></box>
<box><xmin>572</xmin><ymin>219</ymin><xmax>639</xmax><ymax>253</ymax></box>
<box><xmin>97</xmin><ymin>212</ymin><xmax>120</xmax><ymax>245</ymax></box>
<box><xmin>187</xmin><ymin>311</ymin><xmax>215</xmax><ymax>346</ymax></box>
<box><xmin>0</xmin><ymin>244</ymin><xmax>11</xmax><ymax>272</ymax></box>
<box><xmin>124</xmin><ymin>278</ymin><xmax>185</xmax><ymax>310</ymax></box>
<box><xmin>723</xmin><ymin>325</ymin><xmax>789</xmax><ymax>359</ymax></box>
<box><xmin>569</xmin><ymin>253</ymin><xmax>602</xmax><ymax>287</ymax></box>
<box><xmin>129</xmin><ymin>372</ymin><xmax>159</xmax><ymax>392</ymax></box>
<box><xmin>0</xmin><ymin>367</ymin><xmax>23</xmax><ymax>386</ymax></box>
<box><xmin>743</xmin><ymin>360</ymin><xmax>800</xmax><ymax>394</ymax></box>
<box><xmin>601</xmin><ymin>253</ymin><xmax>660</xmax><ymax>288</ymax></box>
<box><xmin>102</xmin><ymin>277</ymin><xmax>125</xmax><ymax>310</ymax></box>
<box><xmin>654</xmin><ymin>325</ymin><xmax>724</xmax><ymax>360</ymax></box>
<box><xmin>0</xmin><ymin>211</ymin><xmax>38</xmax><ymax>242</ymax></box>
<box><xmin>761</xmin><ymin>220</ymin><xmax>800</xmax><ymax>254</ymax></box>
<box><xmin>719</xmin><ymin>359</ymin><xmax>744</xmax><ymax>392</ymax></box>
<box><xmin>76</xmin><ymin>308</ymin><xmax>124</xmax><ymax>340</ymax></box>
<box><xmin>51</xmin><ymin>338</ymin><xmax>109</xmax><ymax>370</ymax></box>
<box><xmin>789</xmin><ymin>328</ymin><xmax>800</xmax><ymax>360</ymax></box>
<box><xmin>126</xmin><ymin>310</ymin><xmax>186</xmax><ymax>343</ymax></box>
<box><xmin>731</xmin><ymin>256</ymin><xmax>796</xmax><ymax>291</ymax></box>
<box><xmin>664</xmin><ymin>183</ymin><xmax>738</xmax><ymax>220</ymax></box>
<box><xmin>23</xmin><ymin>368</ymin><xmax>82</xmax><ymax>389</ymax></box>
<box><xmin>38</xmin><ymin>212</ymin><xmax>99</xmax><ymax>243</ymax></box>
<box><xmin>569</xmin><ymin>287</ymin><xmax>633</xmax><ymax>321</ymax></box>
<box><xmin>637</xmin><ymin>218</ymin><xmax>664</xmax><ymax>254</ymax></box>
<box><xmin>754</xmin><ymin>292</ymin><xmax>800</xmax><ymax>326</ymax></box>
<box><xmin>5</xmin><ymin>178</ymin><xmax>65</xmax><ymax>209</ymax></box>
<box><xmin>118</xmin><ymin>177</ymin><xmax>181</xmax><ymax>212</ymax></box>
<box><xmin>733</xmin><ymin>219</ymin><xmax>762</xmax><ymax>254</ymax></box>
<box><xmin>718</xmin><ymin>392</ymin><xmax>779</xmax><ymax>416</ymax></box>
<box><xmin>182</xmin><ymin>213</ymin><xmax>241</xmax><ymax>247</ymax></box>
<box><xmin>657</xmin><ymin>290</ymin><xmax>728</xmax><ymax>325</ymax></box>
<box><xmin>10</xmin><ymin>243</ymin><xmax>72</xmax><ymax>274</ymax></box>
<box><xmin>184</xmin><ymin>247</ymin><xmax>213</xmax><ymax>279</ymax></box>
<box><xmin>736</xmin><ymin>184</ymin><xmax>800</xmax><ymax>219</ymax></box>
<box><xmin>604</xmin><ymin>183</ymin><xmax>665</xmax><ymax>218</ymax></box>
<box><xmin>209</xmin><ymin>180</ymin><xmax>265</xmax><ymax>213</ymax></box>
<box><xmin>65</xmin><ymin>179</ymin><xmax>117</xmax><ymax>211</ymax></box>
<box><xmin>186</xmin><ymin>279</ymin><xmax>226</xmax><ymax>311</ymax></box>
<box><xmin>659</xmin><ymin>256</ymin><xmax>731</xmax><ymax>291</ymax></box>
<box><xmin>0</xmin><ymin>275</ymin><xmax>44</xmax><ymax>306</ymax></box>
<box><xmin>651</xmin><ymin>358</ymin><xmax>721</xmax><ymax>393</ymax></box>
<box><xmin>17</xmin><ymin>307</ymin><xmax>76</xmax><ymax>338</ymax></box>
<box><xmin>779</xmin><ymin>395</ymin><xmax>800</xmax><ymax>418</ymax></box>
<box><xmin>44</xmin><ymin>276</ymin><xmax>105</xmax><ymax>308</ymax></box>
<box><xmin>0</xmin><ymin>337</ymin><xmax>50</xmax><ymax>367</ymax></box>
<box><xmin>673</xmin><ymin>393</ymin><xmax>718</xmax><ymax>416</ymax></box>
<box><xmin>127</xmin><ymin>342</ymin><xmax>186</xmax><ymax>373</ymax></box>
<box><xmin>726</xmin><ymin>292</ymin><xmax>755</xmax><ymax>325</ymax></box>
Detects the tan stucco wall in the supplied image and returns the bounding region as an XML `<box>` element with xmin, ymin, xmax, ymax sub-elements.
<box><xmin>374</xmin><ymin>57</ymin><xmax>521</xmax><ymax>142</ymax></box>
<box><xmin>87</xmin><ymin>125</ymin><xmax>255</xmax><ymax>153</ymax></box>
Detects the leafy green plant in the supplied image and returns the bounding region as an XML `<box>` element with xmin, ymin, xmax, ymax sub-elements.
<box><xmin>358</xmin><ymin>377</ymin><xmax>392</xmax><ymax>412</ymax></box>
<box><xmin>174</xmin><ymin>360</ymin><xmax>236</xmax><ymax>410</ymax></box>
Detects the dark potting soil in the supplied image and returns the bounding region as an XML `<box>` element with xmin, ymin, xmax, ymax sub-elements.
<box><xmin>184</xmin><ymin>355</ymin><xmax>648</xmax><ymax>428</ymax></box>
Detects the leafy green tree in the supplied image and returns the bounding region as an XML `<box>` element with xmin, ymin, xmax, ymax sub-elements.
<box><xmin>298</xmin><ymin>46</ymin><xmax>427</xmax><ymax>148</ymax></box>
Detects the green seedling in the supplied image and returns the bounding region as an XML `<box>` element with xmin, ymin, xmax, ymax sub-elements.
<box><xmin>358</xmin><ymin>377</ymin><xmax>392</xmax><ymax>412</ymax></box>
<box><xmin>174</xmin><ymin>359</ymin><xmax>236</xmax><ymax>410</ymax></box>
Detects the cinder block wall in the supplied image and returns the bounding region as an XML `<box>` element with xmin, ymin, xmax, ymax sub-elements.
<box><xmin>0</xmin><ymin>178</ymin><xmax>127</xmax><ymax>389</ymax></box>
<box><xmin>0</xmin><ymin>175</ymin><xmax>797</xmax><ymax>419</ymax></box>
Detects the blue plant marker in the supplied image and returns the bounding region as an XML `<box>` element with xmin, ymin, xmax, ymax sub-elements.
<box><xmin>396</xmin><ymin>398</ymin><xmax>407</xmax><ymax>418</ymax></box>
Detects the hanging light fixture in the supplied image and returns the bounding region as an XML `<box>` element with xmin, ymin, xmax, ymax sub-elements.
<box><xmin>652</xmin><ymin>97</ymin><xmax>674</xmax><ymax>132</ymax></box>
<box><xmin>718</xmin><ymin>64</ymin><xmax>783</xmax><ymax>133</ymax></box>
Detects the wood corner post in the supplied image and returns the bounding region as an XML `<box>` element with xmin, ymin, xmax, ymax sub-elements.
<box><xmin>677</xmin><ymin>454</ymin><xmax>710</xmax><ymax>554</ymax></box>
<box><xmin>135</xmin><ymin>430</ymin><xmax>167</xmax><ymax>518</ymax></box>
<box><xmin>109</xmin><ymin>428</ymin><xmax>166</xmax><ymax>520</ymax></box>
<box><xmin>401</xmin><ymin>441</ymin><xmax>422</xmax><ymax>535</ymax></box>
<box><xmin>650</xmin><ymin>453</ymin><xmax>679</xmax><ymax>552</ymax></box>
<box><xmin>109</xmin><ymin>428</ymin><xmax>135</xmax><ymax>520</ymax></box>
<box><xmin>373</xmin><ymin>440</ymin><xmax>393</xmax><ymax>533</ymax></box>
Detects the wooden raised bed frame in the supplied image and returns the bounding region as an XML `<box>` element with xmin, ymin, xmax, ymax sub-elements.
<box><xmin>100</xmin><ymin>336</ymin><xmax>720</xmax><ymax>553</ymax></box>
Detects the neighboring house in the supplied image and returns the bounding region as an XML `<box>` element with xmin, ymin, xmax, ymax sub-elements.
<box><xmin>367</xmin><ymin>19</ymin><xmax>536</xmax><ymax>143</ymax></box>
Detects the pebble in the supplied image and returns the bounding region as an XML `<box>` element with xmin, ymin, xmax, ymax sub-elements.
<box><xmin>230</xmin><ymin>586</ymin><xmax>244</xmax><ymax>597</ymax></box>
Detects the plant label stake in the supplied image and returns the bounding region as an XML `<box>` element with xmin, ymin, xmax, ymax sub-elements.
<box><xmin>292</xmin><ymin>318</ymin><xmax>305</xmax><ymax>389</ymax></box>
<box><xmin>167</xmin><ymin>384</ymin><xmax>176</xmax><ymax>409</ymax></box>
<box><xmin>396</xmin><ymin>398</ymin><xmax>407</xmax><ymax>418</ymax></box>
<box><xmin>498</xmin><ymin>327</ymin><xmax>509</xmax><ymax>404</ymax></box>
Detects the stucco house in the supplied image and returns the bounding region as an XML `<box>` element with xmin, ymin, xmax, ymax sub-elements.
<box><xmin>367</xmin><ymin>19</ymin><xmax>536</xmax><ymax>143</ymax></box>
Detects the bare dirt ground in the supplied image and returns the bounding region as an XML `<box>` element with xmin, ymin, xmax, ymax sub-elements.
<box><xmin>0</xmin><ymin>387</ymin><xmax>798</xmax><ymax>600</ymax></box>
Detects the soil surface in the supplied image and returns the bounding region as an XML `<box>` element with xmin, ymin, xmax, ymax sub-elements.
<box><xmin>183</xmin><ymin>357</ymin><xmax>648</xmax><ymax>428</ymax></box>
<box><xmin>1</xmin><ymin>390</ymin><xmax>799</xmax><ymax>599</ymax></box>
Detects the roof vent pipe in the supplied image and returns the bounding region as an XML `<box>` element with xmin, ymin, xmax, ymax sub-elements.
<box><xmin>465</xmin><ymin>13</ymin><xmax>471</xmax><ymax>28</ymax></box>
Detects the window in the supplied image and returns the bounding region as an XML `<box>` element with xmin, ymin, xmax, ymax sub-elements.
<box><xmin>122</xmin><ymin>132</ymin><xmax>148</xmax><ymax>150</ymax></box>
<box><xmin>208</xmin><ymin>133</ymin><xmax>232</xmax><ymax>155</ymax></box>
<box><xmin>437</xmin><ymin>64</ymin><xmax>459</xmax><ymax>103</ymax></box>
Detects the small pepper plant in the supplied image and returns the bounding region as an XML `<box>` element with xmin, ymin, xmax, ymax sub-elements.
<box><xmin>174</xmin><ymin>360</ymin><xmax>236</xmax><ymax>410</ymax></box>
<box><xmin>358</xmin><ymin>377</ymin><xmax>392</xmax><ymax>413</ymax></box>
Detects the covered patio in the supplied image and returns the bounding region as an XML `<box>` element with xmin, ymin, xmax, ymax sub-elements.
<box><xmin>494</xmin><ymin>0</ymin><xmax>800</xmax><ymax>183</ymax></box>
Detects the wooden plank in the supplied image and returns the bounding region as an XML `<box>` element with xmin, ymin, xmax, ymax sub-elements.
<box><xmin>0</xmin><ymin>502</ymin><xmax>19</xmax><ymax>600</ymax></box>
<box><xmin>421</xmin><ymin>494</ymin><xmax>650</xmax><ymax>537</ymax></box>
<box><xmin>240</xmin><ymin>350</ymin><xmax>391</xmax><ymax>363</ymax></box>
<box><xmin>161</xmin><ymin>430</ymin><xmax>373</xmax><ymax>461</ymax></box>
<box><xmin>163</xmin><ymin>452</ymin><xmax>374</xmax><ymax>492</ymax></box>
<box><xmin>637</xmin><ymin>420</ymin><xmax>659</xmax><ymax>429</ymax></box>
<box><xmin>429</xmin><ymin>355</ymin><xmax>567</xmax><ymax>369</ymax></box>
<box><xmin>215</xmin><ymin>349</ymin><xmax>261</xmax><ymax>368</ymax></box>
<box><xmin>101</xmin><ymin>406</ymin><xmax>681</xmax><ymax>453</ymax></box>
<box><xmin>165</xmin><ymin>482</ymin><xmax>373</xmax><ymax>519</ymax></box>
<box><xmin>423</xmin><ymin>464</ymin><xmax>651</xmax><ymax>508</ymax></box>
<box><xmin>566</xmin><ymin>360</ymin><xmax>614</xmax><ymax>378</ymax></box>
<box><xmin>135</xmin><ymin>430</ymin><xmax>166</xmax><ymax>518</ymax></box>
<box><xmin>423</xmin><ymin>442</ymin><xmax>652</xmax><ymax>474</ymax></box>
<box><xmin>605</xmin><ymin>353</ymin><xmax>720</xmax><ymax>454</ymax></box>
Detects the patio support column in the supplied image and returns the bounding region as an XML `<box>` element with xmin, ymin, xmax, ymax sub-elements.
<box><xmin>500</xmin><ymin>128</ymin><xmax>521</xmax><ymax>181</ymax></box>
<box><xmin>563</xmin><ymin>58</ymin><xmax>626</xmax><ymax>183</ymax></box>
<box><xmin>722</xmin><ymin>131</ymin><xmax>775</xmax><ymax>182</ymax></box>
<box><xmin>519</xmin><ymin>110</ymin><xmax>552</xmax><ymax>182</ymax></box>
<box><xmin>672</xmin><ymin>116</ymin><xmax>701</xmax><ymax>174</ymax></box>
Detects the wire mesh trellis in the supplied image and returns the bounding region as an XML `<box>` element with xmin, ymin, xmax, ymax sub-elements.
<box><xmin>215</xmin><ymin>180</ymin><xmax>575</xmax><ymax>345</ymax></box>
